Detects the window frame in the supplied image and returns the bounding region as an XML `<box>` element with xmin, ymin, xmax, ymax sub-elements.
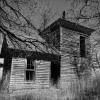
<box><xmin>50</xmin><ymin>61</ymin><xmax>60</xmax><ymax>87</ymax></box>
<box><xmin>25</xmin><ymin>59</ymin><xmax>36</xmax><ymax>81</ymax></box>
<box><xmin>80</xmin><ymin>36</ymin><xmax>86</xmax><ymax>57</ymax></box>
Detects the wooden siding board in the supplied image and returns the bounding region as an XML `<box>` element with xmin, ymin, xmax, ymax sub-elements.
<box><xmin>9</xmin><ymin>58</ymin><xmax>26</xmax><ymax>91</ymax></box>
<box><xmin>36</xmin><ymin>60</ymin><xmax>50</xmax><ymax>88</ymax></box>
<box><xmin>9</xmin><ymin>58</ymin><xmax>51</xmax><ymax>92</ymax></box>
<box><xmin>60</xmin><ymin>27</ymin><xmax>90</xmax><ymax>88</ymax></box>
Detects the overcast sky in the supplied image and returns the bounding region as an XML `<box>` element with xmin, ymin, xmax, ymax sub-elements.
<box><xmin>46</xmin><ymin>0</ymin><xmax>69</xmax><ymax>12</ymax></box>
<box><xmin>28</xmin><ymin>0</ymin><xmax>72</xmax><ymax>28</ymax></box>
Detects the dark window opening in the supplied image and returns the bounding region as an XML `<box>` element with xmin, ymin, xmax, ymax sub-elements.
<box><xmin>50</xmin><ymin>61</ymin><xmax>60</xmax><ymax>87</ymax></box>
<box><xmin>26</xmin><ymin>59</ymin><xmax>35</xmax><ymax>81</ymax></box>
<box><xmin>26</xmin><ymin>71</ymin><xmax>35</xmax><ymax>80</ymax></box>
<box><xmin>80</xmin><ymin>36</ymin><xmax>85</xmax><ymax>57</ymax></box>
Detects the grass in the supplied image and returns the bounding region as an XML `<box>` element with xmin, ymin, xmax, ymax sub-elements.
<box><xmin>0</xmin><ymin>69</ymin><xmax>100</xmax><ymax>100</ymax></box>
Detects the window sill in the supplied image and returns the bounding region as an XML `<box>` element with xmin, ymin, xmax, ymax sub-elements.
<box><xmin>24</xmin><ymin>80</ymin><xmax>35</xmax><ymax>84</ymax></box>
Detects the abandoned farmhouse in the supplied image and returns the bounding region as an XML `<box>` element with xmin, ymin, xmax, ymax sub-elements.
<box><xmin>0</xmin><ymin>17</ymin><xmax>95</xmax><ymax>94</ymax></box>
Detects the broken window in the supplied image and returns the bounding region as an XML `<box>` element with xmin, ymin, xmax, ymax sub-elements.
<box><xmin>50</xmin><ymin>61</ymin><xmax>60</xmax><ymax>87</ymax></box>
<box><xmin>80</xmin><ymin>36</ymin><xmax>85</xmax><ymax>57</ymax></box>
<box><xmin>26</xmin><ymin>59</ymin><xmax>35</xmax><ymax>81</ymax></box>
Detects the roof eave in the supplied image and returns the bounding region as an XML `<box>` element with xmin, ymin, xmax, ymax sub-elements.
<box><xmin>58</xmin><ymin>18</ymin><xmax>95</xmax><ymax>36</ymax></box>
<box><xmin>41</xmin><ymin>18</ymin><xmax>95</xmax><ymax>36</ymax></box>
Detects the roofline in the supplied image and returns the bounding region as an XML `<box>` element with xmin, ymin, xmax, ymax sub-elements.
<box><xmin>8</xmin><ymin>48</ymin><xmax>60</xmax><ymax>62</ymax></box>
<box><xmin>41</xmin><ymin>18</ymin><xmax>95</xmax><ymax>36</ymax></box>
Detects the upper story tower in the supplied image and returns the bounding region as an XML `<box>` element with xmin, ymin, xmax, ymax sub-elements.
<box><xmin>40</xmin><ymin>18</ymin><xmax>94</xmax><ymax>58</ymax></box>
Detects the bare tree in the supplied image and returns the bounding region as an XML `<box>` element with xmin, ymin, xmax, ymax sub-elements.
<box><xmin>0</xmin><ymin>0</ymin><xmax>58</xmax><ymax>54</ymax></box>
<box><xmin>37</xmin><ymin>2</ymin><xmax>56</xmax><ymax>31</ymax></box>
<box><xmin>63</xmin><ymin>0</ymin><xmax>100</xmax><ymax>69</ymax></box>
<box><xmin>65</xmin><ymin>0</ymin><xmax>100</xmax><ymax>28</ymax></box>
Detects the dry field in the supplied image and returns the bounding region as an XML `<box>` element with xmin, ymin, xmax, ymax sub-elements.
<box><xmin>0</xmin><ymin>69</ymin><xmax>100</xmax><ymax>100</ymax></box>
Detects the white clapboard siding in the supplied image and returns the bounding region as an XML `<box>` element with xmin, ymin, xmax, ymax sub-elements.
<box><xmin>60</xmin><ymin>27</ymin><xmax>80</xmax><ymax>87</ymax></box>
<box><xmin>62</xmin><ymin>28</ymin><xmax>79</xmax><ymax>84</ymax></box>
<box><xmin>9</xmin><ymin>59</ymin><xmax>51</xmax><ymax>92</ymax></box>
<box><xmin>36</xmin><ymin>60</ymin><xmax>50</xmax><ymax>88</ymax></box>
<box><xmin>61</xmin><ymin>55</ymin><xmax>77</xmax><ymax>83</ymax></box>
<box><xmin>9</xmin><ymin>58</ymin><xmax>27</xmax><ymax>92</ymax></box>
<box><xmin>60</xmin><ymin>58</ymin><xmax>78</xmax><ymax>90</ymax></box>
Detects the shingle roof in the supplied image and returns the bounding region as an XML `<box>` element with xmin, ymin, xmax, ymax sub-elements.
<box><xmin>1</xmin><ymin>32</ymin><xmax>60</xmax><ymax>56</ymax></box>
<box><xmin>8</xmin><ymin>35</ymin><xmax>59</xmax><ymax>54</ymax></box>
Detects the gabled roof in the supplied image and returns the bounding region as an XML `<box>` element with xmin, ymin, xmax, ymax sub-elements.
<box><xmin>42</xmin><ymin>18</ymin><xmax>95</xmax><ymax>36</ymax></box>
<box><xmin>8</xmin><ymin>36</ymin><xmax>59</xmax><ymax>54</ymax></box>
<box><xmin>0</xmin><ymin>32</ymin><xmax>60</xmax><ymax>58</ymax></box>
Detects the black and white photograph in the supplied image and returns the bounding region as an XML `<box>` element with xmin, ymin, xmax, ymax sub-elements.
<box><xmin>0</xmin><ymin>0</ymin><xmax>100</xmax><ymax>100</ymax></box>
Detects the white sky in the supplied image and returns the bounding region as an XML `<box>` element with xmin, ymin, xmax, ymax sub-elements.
<box><xmin>21</xmin><ymin>0</ymin><xmax>71</xmax><ymax>28</ymax></box>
